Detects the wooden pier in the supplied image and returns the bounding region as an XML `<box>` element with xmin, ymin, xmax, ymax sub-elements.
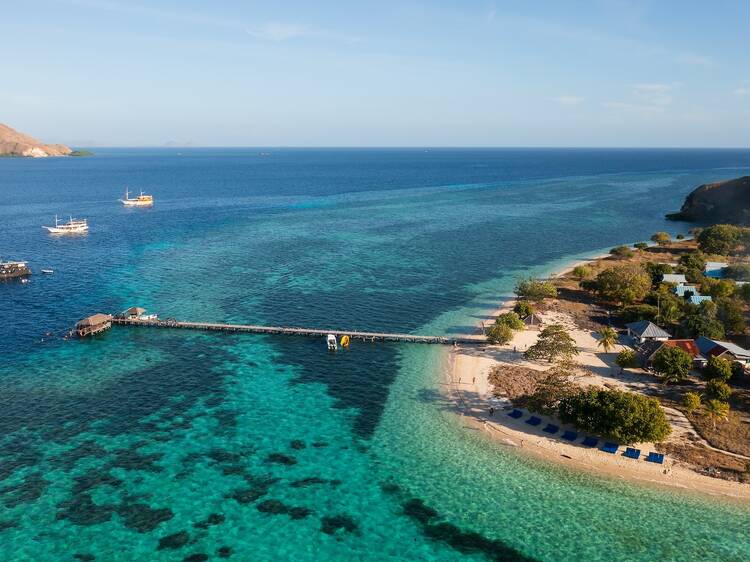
<box><xmin>111</xmin><ymin>317</ymin><xmax>485</xmax><ymax>345</ymax></box>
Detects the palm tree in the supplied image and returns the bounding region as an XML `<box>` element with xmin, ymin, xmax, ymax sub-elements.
<box><xmin>703</xmin><ymin>399</ymin><xmax>730</xmax><ymax>429</ymax></box>
<box><xmin>597</xmin><ymin>326</ymin><xmax>618</xmax><ymax>354</ymax></box>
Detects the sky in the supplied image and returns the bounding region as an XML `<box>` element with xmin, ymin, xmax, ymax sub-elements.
<box><xmin>2</xmin><ymin>0</ymin><xmax>749</xmax><ymax>147</ymax></box>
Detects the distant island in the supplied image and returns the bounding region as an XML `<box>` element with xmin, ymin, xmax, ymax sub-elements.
<box><xmin>0</xmin><ymin>123</ymin><xmax>92</xmax><ymax>158</ymax></box>
<box><xmin>667</xmin><ymin>176</ymin><xmax>750</xmax><ymax>225</ymax></box>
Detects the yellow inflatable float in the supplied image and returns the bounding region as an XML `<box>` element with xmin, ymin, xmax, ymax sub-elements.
<box><xmin>340</xmin><ymin>335</ymin><xmax>350</xmax><ymax>348</ymax></box>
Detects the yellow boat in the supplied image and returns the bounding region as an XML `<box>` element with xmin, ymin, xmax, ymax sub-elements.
<box><xmin>340</xmin><ymin>335</ymin><xmax>350</xmax><ymax>348</ymax></box>
<box><xmin>119</xmin><ymin>189</ymin><xmax>154</xmax><ymax>207</ymax></box>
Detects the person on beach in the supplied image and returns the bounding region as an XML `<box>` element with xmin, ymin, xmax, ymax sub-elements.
<box><xmin>489</xmin><ymin>406</ymin><xmax>495</xmax><ymax>417</ymax></box>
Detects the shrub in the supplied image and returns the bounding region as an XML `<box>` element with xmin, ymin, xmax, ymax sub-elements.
<box><xmin>716</xmin><ymin>297</ymin><xmax>745</xmax><ymax>335</ymax></box>
<box><xmin>610</xmin><ymin>245</ymin><xmax>635</xmax><ymax>258</ymax></box>
<box><xmin>496</xmin><ymin>312</ymin><xmax>524</xmax><ymax>330</ymax></box>
<box><xmin>706</xmin><ymin>379</ymin><xmax>732</xmax><ymax>402</ymax></box>
<box><xmin>701</xmin><ymin>278</ymin><xmax>735</xmax><ymax>299</ymax></box>
<box><xmin>513</xmin><ymin>301</ymin><xmax>534</xmax><ymax>317</ymax></box>
<box><xmin>524</xmin><ymin>368</ymin><xmax>577</xmax><ymax>416</ymax></box>
<box><xmin>486</xmin><ymin>323</ymin><xmax>514</xmax><ymax>344</ymax></box>
<box><xmin>558</xmin><ymin>388</ymin><xmax>671</xmax><ymax>444</ymax></box>
<box><xmin>652</xmin><ymin>345</ymin><xmax>692</xmax><ymax>384</ymax></box>
<box><xmin>572</xmin><ymin>265</ymin><xmax>593</xmax><ymax>280</ymax></box>
<box><xmin>620</xmin><ymin>304</ymin><xmax>659</xmax><ymax>323</ymax></box>
<box><xmin>704</xmin><ymin>355</ymin><xmax>733</xmax><ymax>381</ymax></box>
<box><xmin>633</xmin><ymin>242</ymin><xmax>649</xmax><ymax>251</ymax></box>
<box><xmin>724</xmin><ymin>264</ymin><xmax>750</xmax><ymax>281</ymax></box>
<box><xmin>524</xmin><ymin>324</ymin><xmax>578</xmax><ymax>363</ymax></box>
<box><xmin>682</xmin><ymin>391</ymin><xmax>701</xmax><ymax>413</ymax></box>
<box><xmin>678</xmin><ymin>251</ymin><xmax>706</xmax><ymax>272</ymax></box>
<box><xmin>676</xmin><ymin>234</ymin><xmax>685</xmax><ymax>240</ymax></box>
<box><xmin>651</xmin><ymin>232</ymin><xmax>671</xmax><ymax>246</ymax></box>
<box><xmin>596</xmin><ymin>264</ymin><xmax>651</xmax><ymax>305</ymax></box>
<box><xmin>644</xmin><ymin>262</ymin><xmax>673</xmax><ymax>283</ymax></box>
<box><xmin>740</xmin><ymin>284</ymin><xmax>750</xmax><ymax>303</ymax></box>
<box><xmin>514</xmin><ymin>278</ymin><xmax>557</xmax><ymax>302</ymax></box>
<box><xmin>680</xmin><ymin>306</ymin><xmax>726</xmax><ymax>339</ymax></box>
<box><xmin>703</xmin><ymin>399</ymin><xmax>730</xmax><ymax>428</ymax></box>
<box><xmin>697</xmin><ymin>224</ymin><xmax>741</xmax><ymax>255</ymax></box>
<box><xmin>615</xmin><ymin>349</ymin><xmax>638</xmax><ymax>369</ymax></box>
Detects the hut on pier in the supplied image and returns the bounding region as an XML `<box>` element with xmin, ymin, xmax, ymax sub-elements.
<box><xmin>121</xmin><ymin>306</ymin><xmax>146</xmax><ymax>320</ymax></box>
<box><xmin>76</xmin><ymin>313</ymin><xmax>112</xmax><ymax>337</ymax></box>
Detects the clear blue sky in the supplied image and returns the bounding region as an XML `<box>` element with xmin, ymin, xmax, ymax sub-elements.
<box><xmin>3</xmin><ymin>0</ymin><xmax>749</xmax><ymax>147</ymax></box>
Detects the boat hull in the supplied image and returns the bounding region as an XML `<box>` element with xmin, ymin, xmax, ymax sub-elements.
<box><xmin>44</xmin><ymin>226</ymin><xmax>89</xmax><ymax>234</ymax></box>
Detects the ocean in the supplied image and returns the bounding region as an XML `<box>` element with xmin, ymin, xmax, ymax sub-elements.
<box><xmin>2</xmin><ymin>148</ymin><xmax>750</xmax><ymax>561</ymax></box>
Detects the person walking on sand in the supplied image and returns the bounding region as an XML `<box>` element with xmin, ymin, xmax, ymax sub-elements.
<box><xmin>489</xmin><ymin>406</ymin><xmax>495</xmax><ymax>417</ymax></box>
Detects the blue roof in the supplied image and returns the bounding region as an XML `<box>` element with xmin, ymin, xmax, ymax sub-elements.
<box><xmin>689</xmin><ymin>295</ymin><xmax>712</xmax><ymax>305</ymax></box>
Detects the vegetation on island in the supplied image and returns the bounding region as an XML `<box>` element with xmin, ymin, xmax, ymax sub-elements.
<box><xmin>69</xmin><ymin>149</ymin><xmax>94</xmax><ymax>157</ymax></box>
<box><xmin>486</xmin><ymin>312</ymin><xmax>525</xmax><ymax>344</ymax></box>
<box><xmin>524</xmin><ymin>324</ymin><xmax>578</xmax><ymax>363</ymax></box>
<box><xmin>514</xmin><ymin>277</ymin><xmax>557</xmax><ymax>302</ymax></box>
<box><xmin>652</xmin><ymin>345</ymin><xmax>692</xmax><ymax>384</ymax></box>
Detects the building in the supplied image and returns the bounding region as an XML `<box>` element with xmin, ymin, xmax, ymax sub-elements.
<box><xmin>688</xmin><ymin>294</ymin><xmax>713</xmax><ymax>306</ymax></box>
<box><xmin>674</xmin><ymin>284</ymin><xmax>698</xmax><ymax>297</ymax></box>
<box><xmin>625</xmin><ymin>320</ymin><xmax>670</xmax><ymax>344</ymax></box>
<box><xmin>695</xmin><ymin>337</ymin><xmax>750</xmax><ymax>366</ymax></box>
<box><xmin>661</xmin><ymin>273</ymin><xmax>687</xmax><ymax>285</ymax></box>
<box><xmin>704</xmin><ymin>261</ymin><xmax>729</xmax><ymax>279</ymax></box>
<box><xmin>522</xmin><ymin>313</ymin><xmax>543</xmax><ymax>329</ymax></box>
<box><xmin>638</xmin><ymin>339</ymin><xmax>707</xmax><ymax>369</ymax></box>
<box><xmin>76</xmin><ymin>313</ymin><xmax>112</xmax><ymax>337</ymax></box>
<box><xmin>121</xmin><ymin>306</ymin><xmax>146</xmax><ymax>319</ymax></box>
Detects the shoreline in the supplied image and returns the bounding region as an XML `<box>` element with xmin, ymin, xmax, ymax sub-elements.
<box><xmin>443</xmin><ymin>247</ymin><xmax>750</xmax><ymax>502</ymax></box>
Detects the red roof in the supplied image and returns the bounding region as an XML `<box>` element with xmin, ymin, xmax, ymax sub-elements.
<box><xmin>663</xmin><ymin>339</ymin><xmax>700</xmax><ymax>358</ymax></box>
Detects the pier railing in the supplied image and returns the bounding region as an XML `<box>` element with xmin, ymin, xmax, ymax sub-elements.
<box><xmin>111</xmin><ymin>317</ymin><xmax>484</xmax><ymax>345</ymax></box>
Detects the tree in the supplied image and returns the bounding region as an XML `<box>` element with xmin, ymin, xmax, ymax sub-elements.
<box><xmin>704</xmin><ymin>355</ymin><xmax>733</xmax><ymax>381</ymax></box>
<box><xmin>558</xmin><ymin>388</ymin><xmax>671</xmax><ymax>444</ymax></box>
<box><xmin>652</xmin><ymin>345</ymin><xmax>692</xmax><ymax>384</ymax></box>
<box><xmin>716</xmin><ymin>297</ymin><xmax>746</xmax><ymax>335</ymax></box>
<box><xmin>676</xmin><ymin>233</ymin><xmax>685</xmax><ymax>240</ymax></box>
<box><xmin>706</xmin><ymin>379</ymin><xmax>732</xmax><ymax>402</ymax></box>
<box><xmin>486</xmin><ymin>323</ymin><xmax>514</xmax><ymax>344</ymax></box>
<box><xmin>514</xmin><ymin>278</ymin><xmax>557</xmax><ymax>302</ymax></box>
<box><xmin>651</xmin><ymin>232</ymin><xmax>671</xmax><ymax>246</ymax></box>
<box><xmin>610</xmin><ymin>245</ymin><xmax>635</xmax><ymax>258</ymax></box>
<box><xmin>703</xmin><ymin>399</ymin><xmax>730</xmax><ymax>429</ymax></box>
<box><xmin>596</xmin><ymin>264</ymin><xmax>651</xmax><ymax>305</ymax></box>
<box><xmin>644</xmin><ymin>262</ymin><xmax>673</xmax><ymax>284</ymax></box>
<box><xmin>740</xmin><ymin>283</ymin><xmax>750</xmax><ymax>304</ymax></box>
<box><xmin>513</xmin><ymin>301</ymin><xmax>534</xmax><ymax>317</ymax></box>
<box><xmin>597</xmin><ymin>326</ymin><xmax>618</xmax><ymax>353</ymax></box>
<box><xmin>572</xmin><ymin>264</ymin><xmax>593</xmax><ymax>280</ymax></box>
<box><xmin>680</xmin><ymin>305</ymin><xmax>725</xmax><ymax>339</ymax></box>
<box><xmin>495</xmin><ymin>312</ymin><xmax>524</xmax><ymax>330</ymax></box>
<box><xmin>682</xmin><ymin>391</ymin><xmax>701</xmax><ymax>413</ymax></box>
<box><xmin>621</xmin><ymin>304</ymin><xmax>659</xmax><ymax>323</ymax></box>
<box><xmin>634</xmin><ymin>242</ymin><xmax>649</xmax><ymax>251</ymax></box>
<box><xmin>697</xmin><ymin>224</ymin><xmax>741</xmax><ymax>255</ymax></box>
<box><xmin>731</xmin><ymin>361</ymin><xmax>745</xmax><ymax>380</ymax></box>
<box><xmin>723</xmin><ymin>264</ymin><xmax>750</xmax><ymax>282</ymax></box>
<box><xmin>524</xmin><ymin>367</ymin><xmax>577</xmax><ymax>416</ymax></box>
<box><xmin>524</xmin><ymin>324</ymin><xmax>579</xmax><ymax>363</ymax></box>
<box><xmin>701</xmin><ymin>278</ymin><xmax>735</xmax><ymax>299</ymax></box>
<box><xmin>615</xmin><ymin>349</ymin><xmax>638</xmax><ymax>369</ymax></box>
<box><xmin>678</xmin><ymin>251</ymin><xmax>706</xmax><ymax>272</ymax></box>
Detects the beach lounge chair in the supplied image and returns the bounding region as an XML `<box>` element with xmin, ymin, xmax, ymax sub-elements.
<box><xmin>623</xmin><ymin>447</ymin><xmax>641</xmax><ymax>460</ymax></box>
<box><xmin>561</xmin><ymin>430</ymin><xmax>577</xmax><ymax>441</ymax></box>
<box><xmin>581</xmin><ymin>436</ymin><xmax>598</xmax><ymax>448</ymax></box>
<box><xmin>542</xmin><ymin>424</ymin><xmax>559</xmax><ymax>434</ymax></box>
<box><xmin>508</xmin><ymin>409</ymin><xmax>523</xmax><ymax>419</ymax></box>
<box><xmin>601</xmin><ymin>442</ymin><xmax>619</xmax><ymax>454</ymax></box>
<box><xmin>525</xmin><ymin>416</ymin><xmax>542</xmax><ymax>426</ymax></box>
<box><xmin>645</xmin><ymin>452</ymin><xmax>664</xmax><ymax>464</ymax></box>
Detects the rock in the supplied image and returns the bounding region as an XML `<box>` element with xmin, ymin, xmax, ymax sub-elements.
<box><xmin>0</xmin><ymin>123</ymin><xmax>73</xmax><ymax>157</ymax></box>
<box><xmin>667</xmin><ymin>176</ymin><xmax>750</xmax><ymax>225</ymax></box>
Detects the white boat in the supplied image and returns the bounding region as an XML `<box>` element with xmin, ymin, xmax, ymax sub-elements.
<box><xmin>327</xmin><ymin>334</ymin><xmax>338</xmax><ymax>351</ymax></box>
<box><xmin>119</xmin><ymin>189</ymin><xmax>154</xmax><ymax>207</ymax></box>
<box><xmin>43</xmin><ymin>215</ymin><xmax>89</xmax><ymax>234</ymax></box>
<box><xmin>41</xmin><ymin>269</ymin><xmax>54</xmax><ymax>274</ymax></box>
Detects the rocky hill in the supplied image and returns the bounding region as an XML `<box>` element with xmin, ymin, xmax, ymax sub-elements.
<box><xmin>0</xmin><ymin>123</ymin><xmax>73</xmax><ymax>157</ymax></box>
<box><xmin>666</xmin><ymin>176</ymin><xmax>750</xmax><ymax>225</ymax></box>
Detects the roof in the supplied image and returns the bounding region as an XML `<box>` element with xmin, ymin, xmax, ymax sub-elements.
<box><xmin>713</xmin><ymin>340</ymin><xmax>750</xmax><ymax>360</ymax></box>
<box><xmin>76</xmin><ymin>313</ymin><xmax>112</xmax><ymax>327</ymax></box>
<box><xmin>123</xmin><ymin>306</ymin><xmax>146</xmax><ymax>316</ymax></box>
<box><xmin>704</xmin><ymin>262</ymin><xmax>728</xmax><ymax>278</ymax></box>
<box><xmin>688</xmin><ymin>295</ymin><xmax>712</xmax><ymax>305</ymax></box>
<box><xmin>663</xmin><ymin>339</ymin><xmax>701</xmax><ymax>358</ymax></box>
<box><xmin>637</xmin><ymin>339</ymin><xmax>665</xmax><ymax>360</ymax></box>
<box><xmin>522</xmin><ymin>313</ymin><xmax>543</xmax><ymax>325</ymax></box>
<box><xmin>674</xmin><ymin>284</ymin><xmax>697</xmax><ymax>296</ymax></box>
<box><xmin>662</xmin><ymin>274</ymin><xmax>687</xmax><ymax>284</ymax></box>
<box><xmin>625</xmin><ymin>320</ymin><xmax>670</xmax><ymax>339</ymax></box>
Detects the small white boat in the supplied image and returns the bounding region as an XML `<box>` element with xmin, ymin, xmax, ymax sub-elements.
<box><xmin>119</xmin><ymin>188</ymin><xmax>154</xmax><ymax>207</ymax></box>
<box><xmin>139</xmin><ymin>314</ymin><xmax>158</xmax><ymax>321</ymax></box>
<box><xmin>41</xmin><ymin>269</ymin><xmax>54</xmax><ymax>274</ymax></box>
<box><xmin>43</xmin><ymin>215</ymin><xmax>89</xmax><ymax>234</ymax></box>
<box><xmin>327</xmin><ymin>334</ymin><xmax>338</xmax><ymax>351</ymax></box>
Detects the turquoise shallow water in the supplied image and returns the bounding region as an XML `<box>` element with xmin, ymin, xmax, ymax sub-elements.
<box><xmin>2</xmin><ymin>148</ymin><xmax>750</xmax><ymax>561</ymax></box>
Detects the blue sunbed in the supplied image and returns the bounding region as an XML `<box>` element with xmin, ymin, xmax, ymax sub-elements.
<box><xmin>561</xmin><ymin>430</ymin><xmax>577</xmax><ymax>441</ymax></box>
<box><xmin>525</xmin><ymin>416</ymin><xmax>542</xmax><ymax>426</ymax></box>
<box><xmin>508</xmin><ymin>409</ymin><xmax>523</xmax><ymax>419</ymax></box>
<box><xmin>623</xmin><ymin>447</ymin><xmax>641</xmax><ymax>460</ymax></box>
<box><xmin>602</xmin><ymin>442</ymin><xmax>619</xmax><ymax>454</ymax></box>
<box><xmin>542</xmin><ymin>424</ymin><xmax>559</xmax><ymax>434</ymax></box>
<box><xmin>581</xmin><ymin>436</ymin><xmax>598</xmax><ymax>448</ymax></box>
<box><xmin>645</xmin><ymin>452</ymin><xmax>664</xmax><ymax>464</ymax></box>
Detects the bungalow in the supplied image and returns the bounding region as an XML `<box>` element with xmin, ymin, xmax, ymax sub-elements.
<box><xmin>121</xmin><ymin>306</ymin><xmax>146</xmax><ymax>319</ymax></box>
<box><xmin>695</xmin><ymin>336</ymin><xmax>750</xmax><ymax>366</ymax></box>
<box><xmin>674</xmin><ymin>284</ymin><xmax>698</xmax><ymax>297</ymax></box>
<box><xmin>76</xmin><ymin>313</ymin><xmax>113</xmax><ymax>337</ymax></box>
<box><xmin>662</xmin><ymin>273</ymin><xmax>687</xmax><ymax>285</ymax></box>
<box><xmin>625</xmin><ymin>320</ymin><xmax>670</xmax><ymax>344</ymax></box>
<box><xmin>688</xmin><ymin>294</ymin><xmax>713</xmax><ymax>306</ymax></box>
<box><xmin>638</xmin><ymin>339</ymin><xmax>707</xmax><ymax>369</ymax></box>
<box><xmin>704</xmin><ymin>261</ymin><xmax>729</xmax><ymax>279</ymax></box>
<box><xmin>522</xmin><ymin>313</ymin><xmax>543</xmax><ymax>330</ymax></box>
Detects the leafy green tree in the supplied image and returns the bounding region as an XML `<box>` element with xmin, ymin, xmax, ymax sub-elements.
<box><xmin>706</xmin><ymin>379</ymin><xmax>732</xmax><ymax>402</ymax></box>
<box><xmin>495</xmin><ymin>312</ymin><xmax>524</xmax><ymax>330</ymax></box>
<box><xmin>678</xmin><ymin>251</ymin><xmax>706</xmax><ymax>272</ymax></box>
<box><xmin>652</xmin><ymin>345</ymin><xmax>692</xmax><ymax>384</ymax></box>
<box><xmin>513</xmin><ymin>301</ymin><xmax>534</xmax><ymax>317</ymax></box>
<box><xmin>724</xmin><ymin>264</ymin><xmax>750</xmax><ymax>281</ymax></box>
<box><xmin>651</xmin><ymin>232</ymin><xmax>672</xmax><ymax>246</ymax></box>
<box><xmin>610</xmin><ymin>245</ymin><xmax>635</xmax><ymax>258</ymax></box>
<box><xmin>572</xmin><ymin>265</ymin><xmax>593</xmax><ymax>280</ymax></box>
<box><xmin>701</xmin><ymin>278</ymin><xmax>735</xmax><ymax>299</ymax></box>
<box><xmin>704</xmin><ymin>355</ymin><xmax>733</xmax><ymax>381</ymax></box>
<box><xmin>514</xmin><ymin>278</ymin><xmax>557</xmax><ymax>302</ymax></box>
<box><xmin>596</xmin><ymin>326</ymin><xmax>618</xmax><ymax>353</ymax></box>
<box><xmin>731</xmin><ymin>361</ymin><xmax>745</xmax><ymax>379</ymax></box>
<box><xmin>697</xmin><ymin>224</ymin><xmax>741</xmax><ymax>255</ymax></box>
<box><xmin>486</xmin><ymin>323</ymin><xmax>514</xmax><ymax>344</ymax></box>
<box><xmin>680</xmin><ymin>303</ymin><xmax>726</xmax><ymax>339</ymax></box>
<box><xmin>716</xmin><ymin>297</ymin><xmax>746</xmax><ymax>335</ymax></box>
<box><xmin>676</xmin><ymin>233</ymin><xmax>685</xmax><ymax>240</ymax></box>
<box><xmin>740</xmin><ymin>283</ymin><xmax>750</xmax><ymax>303</ymax></box>
<box><xmin>558</xmin><ymin>388</ymin><xmax>672</xmax><ymax>444</ymax></box>
<box><xmin>596</xmin><ymin>264</ymin><xmax>651</xmax><ymax>305</ymax></box>
<box><xmin>621</xmin><ymin>304</ymin><xmax>659</xmax><ymax>323</ymax></box>
<box><xmin>524</xmin><ymin>324</ymin><xmax>579</xmax><ymax>363</ymax></box>
<box><xmin>682</xmin><ymin>391</ymin><xmax>701</xmax><ymax>413</ymax></box>
<box><xmin>684</xmin><ymin>268</ymin><xmax>705</xmax><ymax>284</ymax></box>
<box><xmin>615</xmin><ymin>349</ymin><xmax>638</xmax><ymax>369</ymax></box>
<box><xmin>644</xmin><ymin>262</ymin><xmax>673</xmax><ymax>284</ymax></box>
<box><xmin>634</xmin><ymin>242</ymin><xmax>649</xmax><ymax>251</ymax></box>
<box><xmin>524</xmin><ymin>367</ymin><xmax>577</xmax><ymax>416</ymax></box>
<box><xmin>703</xmin><ymin>399</ymin><xmax>730</xmax><ymax>429</ymax></box>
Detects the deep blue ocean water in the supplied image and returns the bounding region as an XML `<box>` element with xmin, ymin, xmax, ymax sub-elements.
<box><xmin>2</xmin><ymin>148</ymin><xmax>750</xmax><ymax>561</ymax></box>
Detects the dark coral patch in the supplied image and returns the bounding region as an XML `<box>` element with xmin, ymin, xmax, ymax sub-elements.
<box><xmin>157</xmin><ymin>530</ymin><xmax>190</xmax><ymax>550</ymax></box>
<box><xmin>257</xmin><ymin>500</ymin><xmax>311</xmax><ymax>520</ymax></box>
<box><xmin>108</xmin><ymin>447</ymin><xmax>164</xmax><ymax>473</ymax></box>
<box><xmin>117</xmin><ymin>503</ymin><xmax>174</xmax><ymax>533</ymax></box>
<box><xmin>0</xmin><ymin>519</ymin><xmax>19</xmax><ymax>532</ymax></box>
<box><xmin>217</xmin><ymin>546</ymin><xmax>233</xmax><ymax>558</ymax></box>
<box><xmin>183</xmin><ymin>554</ymin><xmax>208</xmax><ymax>562</ymax></box>
<box><xmin>72</xmin><ymin>470</ymin><xmax>123</xmax><ymax>494</ymax></box>
<box><xmin>0</xmin><ymin>448</ymin><xmax>42</xmax><ymax>482</ymax></box>
<box><xmin>208</xmin><ymin>449</ymin><xmax>242</xmax><ymax>464</ymax></box>
<box><xmin>51</xmin><ymin>440</ymin><xmax>108</xmax><ymax>470</ymax></box>
<box><xmin>380</xmin><ymin>482</ymin><xmax>401</xmax><ymax>495</ymax></box>
<box><xmin>289</xmin><ymin>477</ymin><xmax>340</xmax><ymax>488</ymax></box>
<box><xmin>194</xmin><ymin>513</ymin><xmax>225</xmax><ymax>529</ymax></box>
<box><xmin>265</xmin><ymin>453</ymin><xmax>297</xmax><ymax>465</ymax></box>
<box><xmin>227</xmin><ymin>487</ymin><xmax>265</xmax><ymax>505</ymax></box>
<box><xmin>56</xmin><ymin>494</ymin><xmax>115</xmax><ymax>526</ymax></box>
<box><xmin>213</xmin><ymin>410</ymin><xmax>238</xmax><ymax>429</ymax></box>
<box><xmin>320</xmin><ymin>515</ymin><xmax>358</xmax><ymax>535</ymax></box>
<box><xmin>311</xmin><ymin>442</ymin><xmax>328</xmax><ymax>448</ymax></box>
<box><xmin>73</xmin><ymin>554</ymin><xmax>95</xmax><ymax>561</ymax></box>
<box><xmin>2</xmin><ymin>472</ymin><xmax>49</xmax><ymax>508</ymax></box>
<box><xmin>403</xmin><ymin>499</ymin><xmax>438</xmax><ymax>525</ymax></box>
<box><xmin>290</xmin><ymin>440</ymin><xmax>306</xmax><ymax>450</ymax></box>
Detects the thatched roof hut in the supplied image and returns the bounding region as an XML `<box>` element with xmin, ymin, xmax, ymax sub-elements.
<box><xmin>76</xmin><ymin>313</ymin><xmax>112</xmax><ymax>337</ymax></box>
